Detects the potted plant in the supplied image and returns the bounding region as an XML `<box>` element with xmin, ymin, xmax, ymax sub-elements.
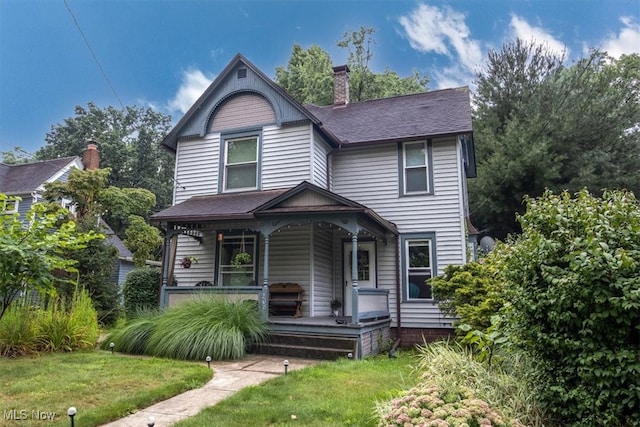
<box><xmin>180</xmin><ymin>256</ymin><xmax>198</xmax><ymax>268</ymax></box>
<box><xmin>330</xmin><ymin>298</ymin><xmax>342</xmax><ymax>317</ymax></box>
<box><xmin>231</xmin><ymin>251</ymin><xmax>252</xmax><ymax>267</ymax></box>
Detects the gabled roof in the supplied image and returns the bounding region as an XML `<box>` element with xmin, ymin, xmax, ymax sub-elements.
<box><xmin>0</xmin><ymin>156</ymin><xmax>81</xmax><ymax>195</ymax></box>
<box><xmin>161</xmin><ymin>53</ymin><xmax>341</xmax><ymax>152</ymax></box>
<box><xmin>150</xmin><ymin>181</ymin><xmax>398</xmax><ymax>235</ymax></box>
<box><xmin>305</xmin><ymin>87</ymin><xmax>472</xmax><ymax>145</ymax></box>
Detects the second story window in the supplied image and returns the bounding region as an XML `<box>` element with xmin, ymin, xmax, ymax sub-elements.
<box><xmin>400</xmin><ymin>140</ymin><xmax>433</xmax><ymax>195</ymax></box>
<box><xmin>224</xmin><ymin>135</ymin><xmax>259</xmax><ymax>191</ymax></box>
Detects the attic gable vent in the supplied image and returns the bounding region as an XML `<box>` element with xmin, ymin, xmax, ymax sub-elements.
<box><xmin>237</xmin><ymin>68</ymin><xmax>247</xmax><ymax>79</ymax></box>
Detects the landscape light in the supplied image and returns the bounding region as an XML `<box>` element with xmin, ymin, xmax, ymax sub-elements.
<box><xmin>206</xmin><ymin>356</ymin><xmax>211</xmax><ymax>369</ymax></box>
<box><xmin>67</xmin><ymin>407</ymin><xmax>76</xmax><ymax>427</ymax></box>
<box><xmin>147</xmin><ymin>416</ymin><xmax>155</xmax><ymax>426</ymax></box>
<box><xmin>347</xmin><ymin>352</ymin><xmax>353</xmax><ymax>360</ymax></box>
<box><xmin>109</xmin><ymin>342</ymin><xmax>115</xmax><ymax>354</ymax></box>
<box><xmin>283</xmin><ymin>359</ymin><xmax>289</xmax><ymax>375</ymax></box>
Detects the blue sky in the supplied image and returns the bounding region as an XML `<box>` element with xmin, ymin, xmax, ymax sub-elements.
<box><xmin>1</xmin><ymin>0</ymin><xmax>638</xmax><ymax>156</ymax></box>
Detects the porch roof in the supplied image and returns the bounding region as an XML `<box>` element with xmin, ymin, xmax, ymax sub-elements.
<box><xmin>150</xmin><ymin>181</ymin><xmax>398</xmax><ymax>236</ymax></box>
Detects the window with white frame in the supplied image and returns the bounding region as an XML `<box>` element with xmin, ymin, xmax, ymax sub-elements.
<box><xmin>1</xmin><ymin>197</ymin><xmax>18</xmax><ymax>214</ymax></box>
<box><xmin>217</xmin><ymin>234</ymin><xmax>257</xmax><ymax>286</ymax></box>
<box><xmin>401</xmin><ymin>141</ymin><xmax>432</xmax><ymax>195</ymax></box>
<box><xmin>403</xmin><ymin>234</ymin><xmax>435</xmax><ymax>300</ymax></box>
<box><xmin>223</xmin><ymin>135</ymin><xmax>258</xmax><ymax>191</ymax></box>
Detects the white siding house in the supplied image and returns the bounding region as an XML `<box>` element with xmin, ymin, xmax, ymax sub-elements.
<box><xmin>152</xmin><ymin>54</ymin><xmax>476</xmax><ymax>352</ymax></box>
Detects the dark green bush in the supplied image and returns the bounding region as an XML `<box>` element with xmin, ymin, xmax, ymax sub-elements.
<box><xmin>122</xmin><ymin>267</ymin><xmax>161</xmax><ymax>317</ymax></box>
<box><xmin>502</xmin><ymin>189</ymin><xmax>640</xmax><ymax>426</ymax></box>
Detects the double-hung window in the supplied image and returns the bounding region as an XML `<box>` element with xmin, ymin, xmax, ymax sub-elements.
<box><xmin>217</xmin><ymin>234</ymin><xmax>257</xmax><ymax>286</ymax></box>
<box><xmin>402</xmin><ymin>233</ymin><xmax>436</xmax><ymax>300</ymax></box>
<box><xmin>223</xmin><ymin>135</ymin><xmax>259</xmax><ymax>191</ymax></box>
<box><xmin>400</xmin><ymin>140</ymin><xmax>433</xmax><ymax>195</ymax></box>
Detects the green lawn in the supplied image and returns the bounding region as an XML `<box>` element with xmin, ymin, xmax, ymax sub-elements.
<box><xmin>174</xmin><ymin>351</ymin><xmax>419</xmax><ymax>427</ymax></box>
<box><xmin>0</xmin><ymin>351</ymin><xmax>212</xmax><ymax>427</ymax></box>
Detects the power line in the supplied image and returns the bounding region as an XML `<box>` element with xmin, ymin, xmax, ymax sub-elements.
<box><xmin>63</xmin><ymin>0</ymin><xmax>125</xmax><ymax>109</ymax></box>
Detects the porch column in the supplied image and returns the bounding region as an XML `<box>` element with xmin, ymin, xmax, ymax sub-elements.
<box><xmin>160</xmin><ymin>227</ymin><xmax>176</xmax><ymax>307</ymax></box>
<box><xmin>351</xmin><ymin>233</ymin><xmax>360</xmax><ymax>323</ymax></box>
<box><xmin>260</xmin><ymin>233</ymin><xmax>271</xmax><ymax>320</ymax></box>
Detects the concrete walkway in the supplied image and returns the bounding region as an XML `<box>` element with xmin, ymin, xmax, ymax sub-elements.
<box><xmin>100</xmin><ymin>355</ymin><xmax>320</xmax><ymax>427</ymax></box>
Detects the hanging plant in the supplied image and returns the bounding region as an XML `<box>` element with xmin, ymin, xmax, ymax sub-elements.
<box><xmin>181</xmin><ymin>256</ymin><xmax>198</xmax><ymax>268</ymax></box>
<box><xmin>231</xmin><ymin>252</ymin><xmax>252</xmax><ymax>267</ymax></box>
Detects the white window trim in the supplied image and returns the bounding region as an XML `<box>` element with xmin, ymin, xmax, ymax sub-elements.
<box><xmin>216</xmin><ymin>234</ymin><xmax>258</xmax><ymax>286</ymax></box>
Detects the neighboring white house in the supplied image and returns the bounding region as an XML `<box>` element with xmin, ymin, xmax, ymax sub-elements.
<box><xmin>151</xmin><ymin>54</ymin><xmax>476</xmax><ymax>352</ymax></box>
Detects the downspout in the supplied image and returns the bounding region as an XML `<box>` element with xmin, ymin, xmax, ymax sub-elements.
<box><xmin>394</xmin><ymin>235</ymin><xmax>402</xmax><ymax>341</ymax></box>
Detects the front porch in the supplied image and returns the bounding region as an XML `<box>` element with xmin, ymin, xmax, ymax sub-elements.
<box><xmin>161</xmin><ymin>285</ymin><xmax>392</xmax><ymax>359</ymax></box>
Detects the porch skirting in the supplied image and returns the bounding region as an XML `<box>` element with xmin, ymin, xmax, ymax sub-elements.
<box><xmin>392</xmin><ymin>327</ymin><xmax>453</xmax><ymax>348</ymax></box>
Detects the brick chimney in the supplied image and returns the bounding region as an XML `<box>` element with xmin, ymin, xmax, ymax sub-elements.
<box><xmin>332</xmin><ymin>65</ymin><xmax>350</xmax><ymax>107</ymax></box>
<box><xmin>82</xmin><ymin>142</ymin><xmax>100</xmax><ymax>170</ymax></box>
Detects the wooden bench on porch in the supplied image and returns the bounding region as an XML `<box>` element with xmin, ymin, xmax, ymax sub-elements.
<box><xmin>269</xmin><ymin>283</ymin><xmax>304</xmax><ymax>317</ymax></box>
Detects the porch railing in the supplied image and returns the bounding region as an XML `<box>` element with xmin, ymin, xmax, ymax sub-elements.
<box><xmin>352</xmin><ymin>287</ymin><xmax>390</xmax><ymax>323</ymax></box>
<box><xmin>162</xmin><ymin>285</ymin><xmax>391</xmax><ymax>324</ymax></box>
<box><xmin>161</xmin><ymin>285</ymin><xmax>269</xmax><ymax>319</ymax></box>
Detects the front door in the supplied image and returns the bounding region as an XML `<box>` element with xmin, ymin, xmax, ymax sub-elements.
<box><xmin>343</xmin><ymin>241</ymin><xmax>376</xmax><ymax>316</ymax></box>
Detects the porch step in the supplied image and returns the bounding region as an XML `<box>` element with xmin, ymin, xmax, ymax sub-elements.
<box><xmin>252</xmin><ymin>333</ymin><xmax>358</xmax><ymax>360</ymax></box>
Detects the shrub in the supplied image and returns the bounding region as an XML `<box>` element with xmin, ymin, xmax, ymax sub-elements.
<box><xmin>377</xmin><ymin>383</ymin><xmax>525</xmax><ymax>427</ymax></box>
<box><xmin>103</xmin><ymin>296</ymin><xmax>269</xmax><ymax>361</ymax></box>
<box><xmin>407</xmin><ymin>342</ymin><xmax>546</xmax><ymax>426</ymax></box>
<box><xmin>431</xmin><ymin>257</ymin><xmax>504</xmax><ymax>333</ymax></box>
<box><xmin>502</xmin><ymin>189</ymin><xmax>640</xmax><ymax>426</ymax></box>
<box><xmin>122</xmin><ymin>267</ymin><xmax>161</xmax><ymax>317</ymax></box>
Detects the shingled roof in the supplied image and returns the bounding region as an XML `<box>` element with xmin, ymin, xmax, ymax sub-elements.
<box><xmin>306</xmin><ymin>86</ymin><xmax>472</xmax><ymax>145</ymax></box>
<box><xmin>150</xmin><ymin>189</ymin><xmax>290</xmax><ymax>223</ymax></box>
<box><xmin>0</xmin><ymin>157</ymin><xmax>80</xmax><ymax>195</ymax></box>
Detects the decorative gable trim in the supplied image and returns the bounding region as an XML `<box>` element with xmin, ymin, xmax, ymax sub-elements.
<box><xmin>162</xmin><ymin>54</ymin><xmax>339</xmax><ymax>153</ymax></box>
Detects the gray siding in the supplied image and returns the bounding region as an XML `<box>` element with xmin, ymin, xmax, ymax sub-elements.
<box><xmin>173</xmin><ymin>135</ymin><xmax>220</xmax><ymax>204</ymax></box>
<box><xmin>313</xmin><ymin>226</ymin><xmax>334</xmax><ymax>316</ymax></box>
<box><xmin>312</xmin><ymin>130</ymin><xmax>330</xmax><ymax>189</ymax></box>
<box><xmin>332</xmin><ymin>137</ymin><xmax>466</xmax><ymax>328</ymax></box>
<box><xmin>173</xmin><ymin>231</ymin><xmax>217</xmax><ymax>285</ymax></box>
<box><xmin>262</xmin><ymin>124</ymin><xmax>311</xmax><ymax>189</ymax></box>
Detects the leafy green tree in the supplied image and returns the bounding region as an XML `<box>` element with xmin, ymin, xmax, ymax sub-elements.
<box><xmin>36</xmin><ymin>102</ymin><xmax>174</xmax><ymax>210</ymax></box>
<box><xmin>275</xmin><ymin>45</ymin><xmax>334</xmax><ymax>105</ymax></box>
<box><xmin>0</xmin><ymin>194</ymin><xmax>101</xmax><ymax>322</ymax></box>
<box><xmin>470</xmin><ymin>41</ymin><xmax>640</xmax><ymax>239</ymax></box>
<box><xmin>124</xmin><ymin>215</ymin><xmax>163</xmax><ymax>267</ymax></box>
<box><xmin>275</xmin><ymin>26</ymin><xmax>428</xmax><ymax>105</ymax></box>
<box><xmin>502</xmin><ymin>189</ymin><xmax>640</xmax><ymax>426</ymax></box>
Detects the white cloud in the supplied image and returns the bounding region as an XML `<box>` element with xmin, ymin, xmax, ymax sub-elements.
<box><xmin>601</xmin><ymin>16</ymin><xmax>640</xmax><ymax>57</ymax></box>
<box><xmin>168</xmin><ymin>68</ymin><xmax>214</xmax><ymax>114</ymax></box>
<box><xmin>399</xmin><ymin>4</ymin><xmax>483</xmax><ymax>73</ymax></box>
<box><xmin>509</xmin><ymin>15</ymin><xmax>568</xmax><ymax>57</ymax></box>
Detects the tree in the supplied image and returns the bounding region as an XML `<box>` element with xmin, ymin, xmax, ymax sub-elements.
<box><xmin>124</xmin><ymin>215</ymin><xmax>163</xmax><ymax>267</ymax></box>
<box><xmin>275</xmin><ymin>26</ymin><xmax>428</xmax><ymax>105</ymax></box>
<box><xmin>275</xmin><ymin>44</ymin><xmax>334</xmax><ymax>105</ymax></box>
<box><xmin>44</xmin><ymin>168</ymin><xmax>160</xmax><ymax>325</ymax></box>
<box><xmin>470</xmin><ymin>40</ymin><xmax>640</xmax><ymax>239</ymax></box>
<box><xmin>0</xmin><ymin>194</ymin><xmax>101</xmax><ymax>322</ymax></box>
<box><xmin>501</xmin><ymin>189</ymin><xmax>640</xmax><ymax>426</ymax></box>
<box><xmin>36</xmin><ymin>103</ymin><xmax>174</xmax><ymax>210</ymax></box>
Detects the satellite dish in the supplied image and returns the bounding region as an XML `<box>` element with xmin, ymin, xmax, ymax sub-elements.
<box><xmin>479</xmin><ymin>236</ymin><xmax>495</xmax><ymax>253</ymax></box>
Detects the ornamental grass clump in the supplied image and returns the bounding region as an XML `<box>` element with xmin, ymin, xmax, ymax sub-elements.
<box><xmin>377</xmin><ymin>383</ymin><xmax>524</xmax><ymax>427</ymax></box>
<box><xmin>103</xmin><ymin>295</ymin><xmax>269</xmax><ymax>361</ymax></box>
